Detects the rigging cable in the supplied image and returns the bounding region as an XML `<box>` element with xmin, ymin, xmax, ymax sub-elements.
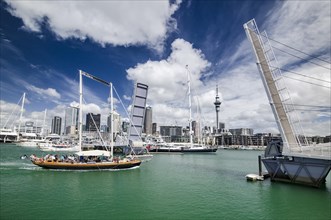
<box><xmin>261</xmin><ymin>34</ymin><xmax>331</xmax><ymax>65</ymax></box>
<box><xmin>272</xmin><ymin>103</ymin><xmax>331</xmax><ymax>112</ymax></box>
<box><xmin>283</xmin><ymin>103</ymin><xmax>331</xmax><ymax>109</ymax></box>
<box><xmin>270</xmin><ymin>65</ymin><xmax>331</xmax><ymax>84</ymax></box>
<box><xmin>282</xmin><ymin>75</ymin><xmax>331</xmax><ymax>89</ymax></box>
<box><xmin>271</xmin><ymin>46</ymin><xmax>331</xmax><ymax>70</ymax></box>
<box><xmin>2</xmin><ymin>95</ymin><xmax>23</xmax><ymax>128</ymax></box>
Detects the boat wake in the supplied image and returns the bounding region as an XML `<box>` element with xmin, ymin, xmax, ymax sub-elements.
<box><xmin>0</xmin><ymin>161</ymin><xmax>40</xmax><ymax>171</ymax></box>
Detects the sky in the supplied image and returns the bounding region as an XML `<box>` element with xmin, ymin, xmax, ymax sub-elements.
<box><xmin>0</xmin><ymin>0</ymin><xmax>330</xmax><ymax>136</ymax></box>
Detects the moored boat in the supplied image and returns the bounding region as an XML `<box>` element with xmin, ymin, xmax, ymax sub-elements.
<box><xmin>148</xmin><ymin>143</ymin><xmax>217</xmax><ymax>153</ymax></box>
<box><xmin>0</xmin><ymin>128</ymin><xmax>18</xmax><ymax>143</ymax></box>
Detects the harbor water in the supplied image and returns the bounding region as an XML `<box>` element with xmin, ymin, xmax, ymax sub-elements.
<box><xmin>1</xmin><ymin>144</ymin><xmax>330</xmax><ymax>219</ymax></box>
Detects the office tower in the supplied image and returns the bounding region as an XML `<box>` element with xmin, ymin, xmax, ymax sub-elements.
<box><xmin>65</xmin><ymin>106</ymin><xmax>78</xmax><ymax>135</ymax></box>
<box><xmin>51</xmin><ymin>116</ymin><xmax>62</xmax><ymax>135</ymax></box>
<box><xmin>86</xmin><ymin>113</ymin><xmax>101</xmax><ymax>132</ymax></box>
<box><xmin>144</xmin><ymin>106</ymin><xmax>152</xmax><ymax>135</ymax></box>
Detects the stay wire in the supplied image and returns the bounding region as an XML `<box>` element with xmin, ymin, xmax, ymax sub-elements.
<box><xmin>280</xmin><ymin>103</ymin><xmax>331</xmax><ymax>109</ymax></box>
<box><xmin>282</xmin><ymin>75</ymin><xmax>331</xmax><ymax>89</ymax></box>
<box><xmin>271</xmin><ymin>46</ymin><xmax>331</xmax><ymax>70</ymax></box>
<box><xmin>271</xmin><ymin>66</ymin><xmax>331</xmax><ymax>83</ymax></box>
<box><xmin>263</xmin><ymin>35</ymin><xmax>331</xmax><ymax>65</ymax></box>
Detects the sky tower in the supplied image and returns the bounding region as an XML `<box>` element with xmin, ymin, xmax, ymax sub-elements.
<box><xmin>214</xmin><ymin>85</ymin><xmax>222</xmax><ymax>133</ymax></box>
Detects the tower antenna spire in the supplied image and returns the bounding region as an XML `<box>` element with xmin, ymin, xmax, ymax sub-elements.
<box><xmin>214</xmin><ymin>84</ymin><xmax>221</xmax><ymax>133</ymax></box>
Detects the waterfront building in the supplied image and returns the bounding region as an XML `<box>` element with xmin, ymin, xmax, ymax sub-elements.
<box><xmin>18</xmin><ymin>121</ymin><xmax>44</xmax><ymax>135</ymax></box>
<box><xmin>85</xmin><ymin>113</ymin><xmax>101</xmax><ymax>132</ymax></box>
<box><xmin>64</xmin><ymin>106</ymin><xmax>78</xmax><ymax>135</ymax></box>
<box><xmin>152</xmin><ymin>123</ymin><xmax>157</xmax><ymax>135</ymax></box>
<box><xmin>311</xmin><ymin>136</ymin><xmax>325</xmax><ymax>144</ymax></box>
<box><xmin>160</xmin><ymin>126</ymin><xmax>182</xmax><ymax>141</ymax></box>
<box><xmin>107</xmin><ymin>111</ymin><xmax>121</xmax><ymax>134</ymax></box>
<box><xmin>51</xmin><ymin>116</ymin><xmax>62</xmax><ymax>135</ymax></box>
<box><xmin>229</xmin><ymin>128</ymin><xmax>254</xmax><ymax>136</ymax></box>
<box><xmin>215</xmin><ymin>131</ymin><xmax>282</xmax><ymax>146</ymax></box>
<box><xmin>219</xmin><ymin>122</ymin><xmax>225</xmax><ymax>133</ymax></box>
<box><xmin>144</xmin><ymin>106</ymin><xmax>152</xmax><ymax>135</ymax></box>
<box><xmin>192</xmin><ymin>121</ymin><xmax>198</xmax><ymax>137</ymax></box>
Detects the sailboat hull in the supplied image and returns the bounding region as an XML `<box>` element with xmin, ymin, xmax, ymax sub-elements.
<box><xmin>32</xmin><ymin>160</ymin><xmax>141</xmax><ymax>170</ymax></box>
<box><xmin>149</xmin><ymin>147</ymin><xmax>217</xmax><ymax>153</ymax></box>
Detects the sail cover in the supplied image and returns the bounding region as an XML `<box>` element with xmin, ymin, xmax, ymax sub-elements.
<box><xmin>128</xmin><ymin>83</ymin><xmax>148</xmax><ymax>141</ymax></box>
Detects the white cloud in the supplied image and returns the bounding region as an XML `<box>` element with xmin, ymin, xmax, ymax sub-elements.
<box><xmin>264</xmin><ymin>1</ymin><xmax>331</xmax><ymax>65</ymax></box>
<box><xmin>26</xmin><ymin>85</ymin><xmax>61</xmax><ymax>99</ymax></box>
<box><xmin>5</xmin><ymin>0</ymin><xmax>182</xmax><ymax>52</ymax></box>
<box><xmin>126</xmin><ymin>38</ymin><xmax>212</xmax><ymax>126</ymax></box>
<box><xmin>127</xmin><ymin>38</ymin><xmax>210</xmax><ymax>103</ymax></box>
<box><xmin>123</xmin><ymin>95</ymin><xmax>131</xmax><ymax>101</ymax></box>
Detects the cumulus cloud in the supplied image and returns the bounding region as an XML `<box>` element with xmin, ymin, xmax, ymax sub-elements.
<box><xmin>5</xmin><ymin>0</ymin><xmax>181</xmax><ymax>52</ymax></box>
<box><xmin>127</xmin><ymin>38</ymin><xmax>210</xmax><ymax>102</ymax></box>
<box><xmin>26</xmin><ymin>85</ymin><xmax>61</xmax><ymax>99</ymax></box>
<box><xmin>126</xmin><ymin>38</ymin><xmax>212</xmax><ymax>126</ymax></box>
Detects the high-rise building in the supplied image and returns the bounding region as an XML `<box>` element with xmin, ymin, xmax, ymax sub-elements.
<box><xmin>144</xmin><ymin>106</ymin><xmax>152</xmax><ymax>135</ymax></box>
<box><xmin>219</xmin><ymin>122</ymin><xmax>225</xmax><ymax>133</ymax></box>
<box><xmin>85</xmin><ymin>113</ymin><xmax>101</xmax><ymax>132</ymax></box>
<box><xmin>65</xmin><ymin>107</ymin><xmax>78</xmax><ymax>135</ymax></box>
<box><xmin>152</xmin><ymin>123</ymin><xmax>157</xmax><ymax>135</ymax></box>
<box><xmin>107</xmin><ymin>111</ymin><xmax>121</xmax><ymax>134</ymax></box>
<box><xmin>192</xmin><ymin>121</ymin><xmax>199</xmax><ymax>137</ymax></box>
<box><xmin>51</xmin><ymin>116</ymin><xmax>62</xmax><ymax>135</ymax></box>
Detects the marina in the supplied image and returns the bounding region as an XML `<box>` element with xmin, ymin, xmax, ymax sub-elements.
<box><xmin>1</xmin><ymin>1</ymin><xmax>330</xmax><ymax>219</ymax></box>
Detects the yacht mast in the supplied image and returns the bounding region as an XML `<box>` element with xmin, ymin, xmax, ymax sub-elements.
<box><xmin>186</xmin><ymin>65</ymin><xmax>193</xmax><ymax>147</ymax></box>
<box><xmin>41</xmin><ymin>109</ymin><xmax>47</xmax><ymax>136</ymax></box>
<box><xmin>79</xmin><ymin>70</ymin><xmax>83</xmax><ymax>151</ymax></box>
<box><xmin>17</xmin><ymin>92</ymin><xmax>26</xmax><ymax>141</ymax></box>
<box><xmin>79</xmin><ymin>70</ymin><xmax>114</xmax><ymax>152</ymax></box>
<box><xmin>110</xmin><ymin>82</ymin><xmax>114</xmax><ymax>158</ymax></box>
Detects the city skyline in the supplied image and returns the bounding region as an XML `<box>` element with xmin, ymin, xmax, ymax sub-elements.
<box><xmin>42</xmin><ymin>109</ymin><xmax>330</xmax><ymax>140</ymax></box>
<box><xmin>1</xmin><ymin>1</ymin><xmax>330</xmax><ymax>136</ymax></box>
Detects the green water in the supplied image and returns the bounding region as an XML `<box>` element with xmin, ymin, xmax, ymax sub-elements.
<box><xmin>0</xmin><ymin>144</ymin><xmax>330</xmax><ymax>220</ymax></box>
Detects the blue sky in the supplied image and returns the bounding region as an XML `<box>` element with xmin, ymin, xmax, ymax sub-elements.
<box><xmin>1</xmin><ymin>0</ymin><xmax>330</xmax><ymax>136</ymax></box>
